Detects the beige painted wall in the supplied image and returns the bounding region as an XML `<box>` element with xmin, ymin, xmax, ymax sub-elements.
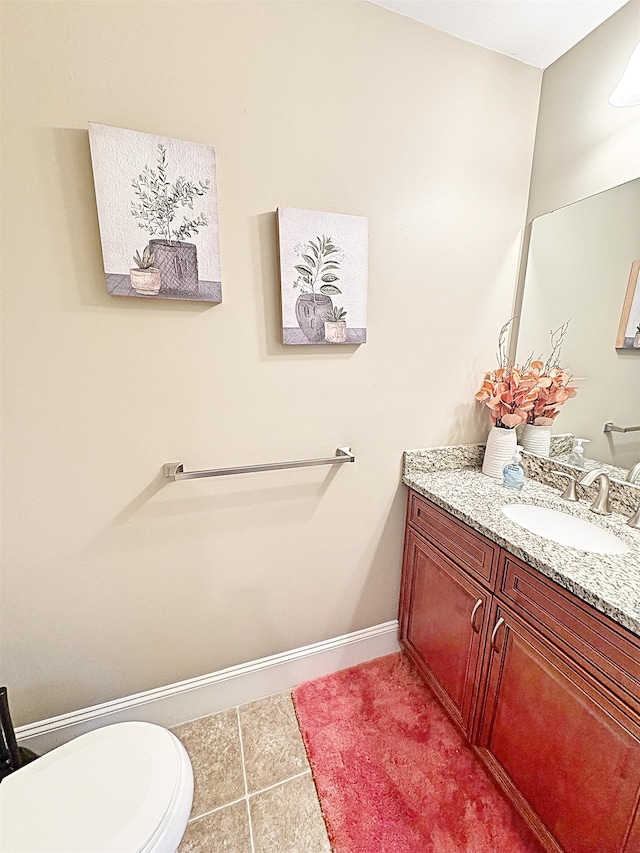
<box><xmin>528</xmin><ymin>0</ymin><xmax>640</xmax><ymax>219</ymax></box>
<box><xmin>519</xmin><ymin>0</ymin><xmax>640</xmax><ymax>472</ymax></box>
<box><xmin>0</xmin><ymin>1</ymin><xmax>540</xmax><ymax>725</ymax></box>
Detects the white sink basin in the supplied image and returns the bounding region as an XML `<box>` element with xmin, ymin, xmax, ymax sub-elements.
<box><xmin>501</xmin><ymin>504</ymin><xmax>630</xmax><ymax>555</ymax></box>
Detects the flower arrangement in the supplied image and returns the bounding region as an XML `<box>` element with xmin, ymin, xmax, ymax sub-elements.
<box><xmin>475</xmin><ymin>320</ymin><xmax>579</xmax><ymax>429</ymax></box>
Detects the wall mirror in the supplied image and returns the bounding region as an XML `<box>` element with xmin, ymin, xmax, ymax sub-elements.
<box><xmin>514</xmin><ymin>177</ymin><xmax>640</xmax><ymax>480</ymax></box>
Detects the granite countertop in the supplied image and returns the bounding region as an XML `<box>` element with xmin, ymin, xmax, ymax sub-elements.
<box><xmin>403</xmin><ymin>446</ymin><xmax>640</xmax><ymax>638</ymax></box>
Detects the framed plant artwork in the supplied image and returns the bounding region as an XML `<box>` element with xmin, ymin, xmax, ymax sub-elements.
<box><xmin>88</xmin><ymin>123</ymin><xmax>222</xmax><ymax>303</ymax></box>
<box><xmin>616</xmin><ymin>260</ymin><xmax>640</xmax><ymax>349</ymax></box>
<box><xmin>277</xmin><ymin>207</ymin><xmax>368</xmax><ymax>345</ymax></box>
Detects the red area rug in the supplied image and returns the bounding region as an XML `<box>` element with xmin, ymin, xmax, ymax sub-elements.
<box><xmin>293</xmin><ymin>653</ymin><xmax>543</xmax><ymax>853</ymax></box>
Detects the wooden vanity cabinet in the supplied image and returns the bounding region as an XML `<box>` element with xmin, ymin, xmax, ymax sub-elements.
<box><xmin>400</xmin><ymin>490</ymin><xmax>640</xmax><ymax>853</ymax></box>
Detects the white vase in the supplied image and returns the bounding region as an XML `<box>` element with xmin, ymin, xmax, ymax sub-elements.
<box><xmin>482</xmin><ymin>426</ymin><xmax>518</xmax><ymax>480</ymax></box>
<box><xmin>521</xmin><ymin>424</ymin><xmax>552</xmax><ymax>457</ymax></box>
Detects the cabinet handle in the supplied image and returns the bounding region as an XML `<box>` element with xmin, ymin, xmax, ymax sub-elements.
<box><xmin>470</xmin><ymin>598</ymin><xmax>483</xmax><ymax>633</ymax></box>
<box><xmin>490</xmin><ymin>617</ymin><xmax>505</xmax><ymax>652</ymax></box>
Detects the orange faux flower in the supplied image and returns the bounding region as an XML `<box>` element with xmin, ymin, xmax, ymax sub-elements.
<box><xmin>475</xmin><ymin>320</ymin><xmax>580</xmax><ymax>429</ymax></box>
<box><xmin>475</xmin><ymin>366</ymin><xmax>538</xmax><ymax>429</ymax></box>
<box><xmin>525</xmin><ymin>363</ymin><xmax>579</xmax><ymax>425</ymax></box>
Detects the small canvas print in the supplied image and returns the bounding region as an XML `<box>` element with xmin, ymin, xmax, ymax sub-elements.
<box><xmin>88</xmin><ymin>123</ymin><xmax>222</xmax><ymax>303</ymax></box>
<box><xmin>278</xmin><ymin>207</ymin><xmax>368</xmax><ymax>345</ymax></box>
<box><xmin>616</xmin><ymin>260</ymin><xmax>640</xmax><ymax>348</ymax></box>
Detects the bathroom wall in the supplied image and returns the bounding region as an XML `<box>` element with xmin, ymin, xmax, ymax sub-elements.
<box><xmin>0</xmin><ymin>1</ymin><xmax>541</xmax><ymax>724</ymax></box>
<box><xmin>523</xmin><ymin>0</ymin><xmax>640</xmax><ymax>470</ymax></box>
<box><xmin>528</xmin><ymin>0</ymin><xmax>640</xmax><ymax>219</ymax></box>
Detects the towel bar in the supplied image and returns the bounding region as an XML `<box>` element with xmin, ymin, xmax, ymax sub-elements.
<box><xmin>163</xmin><ymin>446</ymin><xmax>355</xmax><ymax>481</ymax></box>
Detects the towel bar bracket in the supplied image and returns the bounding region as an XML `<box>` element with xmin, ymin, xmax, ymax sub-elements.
<box><xmin>604</xmin><ymin>422</ymin><xmax>640</xmax><ymax>434</ymax></box>
<box><xmin>163</xmin><ymin>462</ymin><xmax>185</xmax><ymax>480</ymax></box>
<box><xmin>163</xmin><ymin>446</ymin><xmax>355</xmax><ymax>482</ymax></box>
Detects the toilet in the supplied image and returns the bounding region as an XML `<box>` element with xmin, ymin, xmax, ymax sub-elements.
<box><xmin>0</xmin><ymin>721</ymin><xmax>193</xmax><ymax>852</ymax></box>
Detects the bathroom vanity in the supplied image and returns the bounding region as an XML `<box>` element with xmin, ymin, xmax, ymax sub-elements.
<box><xmin>400</xmin><ymin>448</ymin><xmax>640</xmax><ymax>853</ymax></box>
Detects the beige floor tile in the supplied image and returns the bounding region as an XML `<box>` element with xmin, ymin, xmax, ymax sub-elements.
<box><xmin>178</xmin><ymin>801</ymin><xmax>252</xmax><ymax>853</ymax></box>
<box><xmin>249</xmin><ymin>773</ymin><xmax>331</xmax><ymax>853</ymax></box>
<box><xmin>172</xmin><ymin>710</ymin><xmax>245</xmax><ymax>818</ymax></box>
<box><xmin>239</xmin><ymin>692</ymin><xmax>309</xmax><ymax>793</ymax></box>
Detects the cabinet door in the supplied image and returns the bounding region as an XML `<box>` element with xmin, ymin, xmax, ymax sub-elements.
<box><xmin>401</xmin><ymin>528</ymin><xmax>490</xmax><ymax>737</ymax></box>
<box><xmin>477</xmin><ymin>603</ymin><xmax>640</xmax><ymax>853</ymax></box>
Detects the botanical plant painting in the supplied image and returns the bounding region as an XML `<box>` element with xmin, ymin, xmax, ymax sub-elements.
<box><xmin>88</xmin><ymin>123</ymin><xmax>222</xmax><ymax>302</ymax></box>
<box><xmin>277</xmin><ymin>207</ymin><xmax>368</xmax><ymax>345</ymax></box>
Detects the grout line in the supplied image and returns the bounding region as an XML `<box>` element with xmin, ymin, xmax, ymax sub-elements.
<box><xmin>248</xmin><ymin>768</ymin><xmax>311</xmax><ymax>798</ymax></box>
<box><xmin>236</xmin><ymin>706</ymin><xmax>256</xmax><ymax>853</ymax></box>
<box><xmin>188</xmin><ymin>794</ymin><xmax>248</xmax><ymax>822</ymax></box>
<box><xmin>187</xmin><ymin>769</ymin><xmax>312</xmax><ymax>826</ymax></box>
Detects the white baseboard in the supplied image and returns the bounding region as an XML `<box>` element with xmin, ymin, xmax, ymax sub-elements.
<box><xmin>16</xmin><ymin>620</ymin><xmax>400</xmax><ymax>755</ymax></box>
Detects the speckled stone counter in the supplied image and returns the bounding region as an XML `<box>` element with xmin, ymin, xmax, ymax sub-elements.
<box><xmin>403</xmin><ymin>445</ymin><xmax>640</xmax><ymax>638</ymax></box>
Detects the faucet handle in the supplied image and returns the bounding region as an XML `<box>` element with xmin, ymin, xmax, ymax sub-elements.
<box><xmin>556</xmin><ymin>472</ymin><xmax>579</xmax><ymax>502</ymax></box>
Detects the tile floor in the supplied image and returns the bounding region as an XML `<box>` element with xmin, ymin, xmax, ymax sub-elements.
<box><xmin>172</xmin><ymin>692</ymin><xmax>331</xmax><ymax>853</ymax></box>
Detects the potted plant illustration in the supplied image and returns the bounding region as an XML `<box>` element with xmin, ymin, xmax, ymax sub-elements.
<box><xmin>131</xmin><ymin>144</ymin><xmax>210</xmax><ymax>294</ymax></box>
<box><xmin>129</xmin><ymin>246</ymin><xmax>161</xmax><ymax>295</ymax></box>
<box><xmin>293</xmin><ymin>235</ymin><xmax>342</xmax><ymax>342</ymax></box>
<box><xmin>324</xmin><ymin>305</ymin><xmax>348</xmax><ymax>343</ymax></box>
<box><xmin>634</xmin><ymin>323</ymin><xmax>640</xmax><ymax>348</ymax></box>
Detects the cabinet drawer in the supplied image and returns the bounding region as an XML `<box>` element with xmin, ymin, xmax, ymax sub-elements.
<box><xmin>499</xmin><ymin>552</ymin><xmax>640</xmax><ymax>717</ymax></box>
<box><xmin>408</xmin><ymin>491</ymin><xmax>498</xmax><ymax>588</ymax></box>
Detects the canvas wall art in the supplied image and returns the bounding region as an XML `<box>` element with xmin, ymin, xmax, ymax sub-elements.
<box><xmin>278</xmin><ymin>207</ymin><xmax>368</xmax><ymax>345</ymax></box>
<box><xmin>616</xmin><ymin>260</ymin><xmax>640</xmax><ymax>348</ymax></box>
<box><xmin>88</xmin><ymin>123</ymin><xmax>222</xmax><ymax>303</ymax></box>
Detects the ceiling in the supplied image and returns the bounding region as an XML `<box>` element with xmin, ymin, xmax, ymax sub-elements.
<box><xmin>367</xmin><ymin>0</ymin><xmax>630</xmax><ymax>68</ymax></box>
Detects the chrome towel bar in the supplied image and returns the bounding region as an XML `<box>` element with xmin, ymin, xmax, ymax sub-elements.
<box><xmin>604</xmin><ymin>422</ymin><xmax>640</xmax><ymax>434</ymax></box>
<box><xmin>163</xmin><ymin>446</ymin><xmax>355</xmax><ymax>481</ymax></box>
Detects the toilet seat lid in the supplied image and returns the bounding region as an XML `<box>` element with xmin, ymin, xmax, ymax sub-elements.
<box><xmin>0</xmin><ymin>722</ymin><xmax>185</xmax><ymax>853</ymax></box>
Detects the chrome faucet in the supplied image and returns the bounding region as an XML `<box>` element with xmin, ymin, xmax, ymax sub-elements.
<box><xmin>578</xmin><ymin>469</ymin><xmax>612</xmax><ymax>515</ymax></box>
<box><xmin>627</xmin><ymin>462</ymin><xmax>640</xmax><ymax>485</ymax></box>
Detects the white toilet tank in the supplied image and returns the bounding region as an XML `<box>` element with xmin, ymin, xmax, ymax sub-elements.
<box><xmin>0</xmin><ymin>721</ymin><xmax>193</xmax><ymax>853</ymax></box>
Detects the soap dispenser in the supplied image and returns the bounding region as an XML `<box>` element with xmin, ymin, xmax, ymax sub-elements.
<box><xmin>568</xmin><ymin>438</ymin><xmax>590</xmax><ymax>468</ymax></box>
<box><xmin>503</xmin><ymin>445</ymin><xmax>525</xmax><ymax>491</ymax></box>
